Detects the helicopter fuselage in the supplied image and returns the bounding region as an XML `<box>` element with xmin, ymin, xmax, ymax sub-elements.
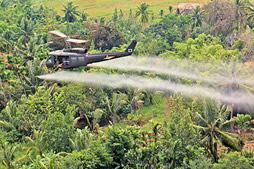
<box><xmin>45</xmin><ymin>40</ymin><xmax>137</xmax><ymax>69</ymax></box>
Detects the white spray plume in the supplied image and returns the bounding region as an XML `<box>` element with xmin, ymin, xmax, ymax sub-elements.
<box><xmin>38</xmin><ymin>72</ymin><xmax>254</xmax><ymax>108</ymax></box>
<box><xmin>90</xmin><ymin>57</ymin><xmax>254</xmax><ymax>85</ymax></box>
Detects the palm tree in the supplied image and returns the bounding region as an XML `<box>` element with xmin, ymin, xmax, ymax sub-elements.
<box><xmin>16</xmin><ymin>17</ymin><xmax>35</xmax><ymax>47</ymax></box>
<box><xmin>0</xmin><ymin>80</ymin><xmax>17</xmax><ymax>111</ymax></box>
<box><xmin>131</xmin><ymin>88</ymin><xmax>148</xmax><ymax>112</ymax></box>
<box><xmin>0</xmin><ymin>0</ymin><xmax>9</xmax><ymax>8</ymax></box>
<box><xmin>246</xmin><ymin>3</ymin><xmax>254</xmax><ymax>22</ymax></box>
<box><xmin>190</xmin><ymin>6</ymin><xmax>205</xmax><ymax>32</ymax></box>
<box><xmin>14</xmin><ymin>33</ymin><xmax>46</xmax><ymax>60</ymax></box>
<box><xmin>169</xmin><ymin>6</ymin><xmax>173</xmax><ymax>13</ymax></box>
<box><xmin>135</xmin><ymin>2</ymin><xmax>151</xmax><ymax>28</ymax></box>
<box><xmin>193</xmin><ymin>102</ymin><xmax>243</xmax><ymax>162</ymax></box>
<box><xmin>0</xmin><ymin>29</ymin><xmax>15</xmax><ymax>53</ymax></box>
<box><xmin>106</xmin><ymin>92</ymin><xmax>128</xmax><ymax>123</ymax></box>
<box><xmin>38</xmin><ymin>151</ymin><xmax>65</xmax><ymax>169</ymax></box>
<box><xmin>0</xmin><ymin>100</ymin><xmax>17</xmax><ymax>130</ymax></box>
<box><xmin>159</xmin><ymin>9</ymin><xmax>164</xmax><ymax>17</ymax></box>
<box><xmin>80</xmin><ymin>11</ymin><xmax>88</xmax><ymax>22</ymax></box>
<box><xmin>234</xmin><ymin>0</ymin><xmax>249</xmax><ymax>32</ymax></box>
<box><xmin>24</xmin><ymin>130</ymin><xmax>47</xmax><ymax>158</ymax></box>
<box><xmin>0</xmin><ymin>142</ymin><xmax>19</xmax><ymax>169</ymax></box>
<box><xmin>18</xmin><ymin>58</ymin><xmax>47</xmax><ymax>95</ymax></box>
<box><xmin>39</xmin><ymin>154</ymin><xmax>56</xmax><ymax>169</ymax></box>
<box><xmin>129</xmin><ymin>8</ymin><xmax>134</xmax><ymax>23</ymax></box>
<box><xmin>119</xmin><ymin>9</ymin><xmax>124</xmax><ymax>19</ymax></box>
<box><xmin>62</xmin><ymin>1</ymin><xmax>79</xmax><ymax>23</ymax></box>
<box><xmin>216</xmin><ymin>60</ymin><xmax>254</xmax><ymax>116</ymax></box>
<box><xmin>112</xmin><ymin>8</ymin><xmax>118</xmax><ymax>23</ymax></box>
<box><xmin>69</xmin><ymin>128</ymin><xmax>93</xmax><ymax>151</ymax></box>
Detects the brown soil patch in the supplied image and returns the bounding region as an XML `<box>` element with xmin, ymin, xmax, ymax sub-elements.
<box><xmin>244</xmin><ymin>140</ymin><xmax>254</xmax><ymax>149</ymax></box>
<box><xmin>0</xmin><ymin>52</ymin><xmax>8</xmax><ymax>63</ymax></box>
<box><xmin>245</xmin><ymin>60</ymin><xmax>254</xmax><ymax>72</ymax></box>
<box><xmin>242</xmin><ymin>130</ymin><xmax>254</xmax><ymax>149</ymax></box>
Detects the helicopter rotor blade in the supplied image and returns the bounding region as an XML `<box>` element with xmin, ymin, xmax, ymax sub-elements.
<box><xmin>66</xmin><ymin>38</ymin><xmax>88</xmax><ymax>44</ymax></box>
<box><xmin>49</xmin><ymin>30</ymin><xmax>88</xmax><ymax>49</ymax></box>
<box><xmin>49</xmin><ymin>31</ymin><xmax>68</xmax><ymax>38</ymax></box>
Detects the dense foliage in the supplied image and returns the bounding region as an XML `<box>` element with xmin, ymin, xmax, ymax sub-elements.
<box><xmin>1</xmin><ymin>0</ymin><xmax>254</xmax><ymax>168</ymax></box>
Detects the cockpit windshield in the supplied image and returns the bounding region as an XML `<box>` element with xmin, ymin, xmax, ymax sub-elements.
<box><xmin>45</xmin><ymin>57</ymin><xmax>54</xmax><ymax>68</ymax></box>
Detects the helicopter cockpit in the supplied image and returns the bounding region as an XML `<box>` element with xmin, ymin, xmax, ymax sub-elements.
<box><xmin>45</xmin><ymin>56</ymin><xmax>55</xmax><ymax>68</ymax></box>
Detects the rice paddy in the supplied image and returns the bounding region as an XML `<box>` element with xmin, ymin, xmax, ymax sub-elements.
<box><xmin>33</xmin><ymin>0</ymin><xmax>211</xmax><ymax>17</ymax></box>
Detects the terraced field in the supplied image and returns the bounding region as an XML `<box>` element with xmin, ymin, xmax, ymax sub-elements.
<box><xmin>34</xmin><ymin>0</ymin><xmax>211</xmax><ymax>17</ymax></box>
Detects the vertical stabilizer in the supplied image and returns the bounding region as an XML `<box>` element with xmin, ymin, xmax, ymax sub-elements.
<box><xmin>125</xmin><ymin>40</ymin><xmax>137</xmax><ymax>53</ymax></box>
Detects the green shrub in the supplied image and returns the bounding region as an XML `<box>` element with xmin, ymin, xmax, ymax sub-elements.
<box><xmin>213</xmin><ymin>152</ymin><xmax>254</xmax><ymax>169</ymax></box>
<box><xmin>189</xmin><ymin>156</ymin><xmax>213</xmax><ymax>169</ymax></box>
<box><xmin>234</xmin><ymin>114</ymin><xmax>252</xmax><ymax>130</ymax></box>
<box><xmin>57</xmin><ymin>139</ymin><xmax>111</xmax><ymax>169</ymax></box>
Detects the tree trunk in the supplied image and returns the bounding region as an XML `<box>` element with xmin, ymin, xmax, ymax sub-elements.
<box><xmin>231</xmin><ymin>104</ymin><xmax>234</xmax><ymax>131</ymax></box>
<box><xmin>214</xmin><ymin>142</ymin><xmax>218</xmax><ymax>163</ymax></box>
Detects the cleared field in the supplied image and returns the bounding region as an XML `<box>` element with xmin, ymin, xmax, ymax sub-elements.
<box><xmin>34</xmin><ymin>0</ymin><xmax>211</xmax><ymax>17</ymax></box>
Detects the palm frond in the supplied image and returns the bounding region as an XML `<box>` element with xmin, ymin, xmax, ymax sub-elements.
<box><xmin>195</xmin><ymin>112</ymin><xmax>209</xmax><ymax>126</ymax></box>
<box><xmin>239</xmin><ymin>84</ymin><xmax>254</xmax><ymax>93</ymax></box>
<box><xmin>192</xmin><ymin>124</ymin><xmax>209</xmax><ymax>132</ymax></box>
<box><xmin>219</xmin><ymin>118</ymin><xmax>235</xmax><ymax>128</ymax></box>
<box><xmin>0</xmin><ymin>120</ymin><xmax>14</xmax><ymax>129</ymax></box>
<box><xmin>25</xmin><ymin>136</ymin><xmax>34</xmax><ymax>143</ymax></box>
<box><xmin>201</xmin><ymin>135</ymin><xmax>210</xmax><ymax>144</ymax></box>
<box><xmin>39</xmin><ymin>161</ymin><xmax>48</xmax><ymax>169</ymax></box>
<box><xmin>219</xmin><ymin>105</ymin><xmax>231</xmax><ymax>123</ymax></box>
<box><xmin>216</xmin><ymin>130</ymin><xmax>243</xmax><ymax>151</ymax></box>
<box><xmin>69</xmin><ymin>138</ymin><xmax>76</xmax><ymax>150</ymax></box>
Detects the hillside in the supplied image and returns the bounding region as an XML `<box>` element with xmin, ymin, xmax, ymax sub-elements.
<box><xmin>34</xmin><ymin>0</ymin><xmax>210</xmax><ymax>17</ymax></box>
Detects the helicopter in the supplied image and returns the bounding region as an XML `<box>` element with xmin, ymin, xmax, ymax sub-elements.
<box><xmin>45</xmin><ymin>31</ymin><xmax>137</xmax><ymax>69</ymax></box>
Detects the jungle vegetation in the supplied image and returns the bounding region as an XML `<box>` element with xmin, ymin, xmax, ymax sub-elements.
<box><xmin>1</xmin><ymin>0</ymin><xmax>254</xmax><ymax>168</ymax></box>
